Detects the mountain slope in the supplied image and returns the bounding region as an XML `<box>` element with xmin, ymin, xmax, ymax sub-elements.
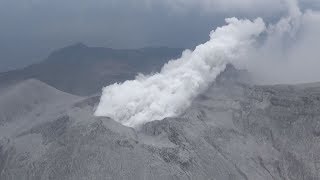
<box><xmin>0</xmin><ymin>43</ymin><xmax>183</xmax><ymax>96</ymax></box>
<box><xmin>0</xmin><ymin>79</ymin><xmax>81</xmax><ymax>138</ymax></box>
<box><xmin>0</xmin><ymin>66</ymin><xmax>320</xmax><ymax>179</ymax></box>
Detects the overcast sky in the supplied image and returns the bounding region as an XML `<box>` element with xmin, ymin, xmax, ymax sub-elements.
<box><xmin>0</xmin><ymin>0</ymin><xmax>319</xmax><ymax>71</ymax></box>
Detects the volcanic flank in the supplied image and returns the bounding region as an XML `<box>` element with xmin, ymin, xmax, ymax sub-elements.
<box><xmin>1</xmin><ymin>65</ymin><xmax>320</xmax><ymax>179</ymax></box>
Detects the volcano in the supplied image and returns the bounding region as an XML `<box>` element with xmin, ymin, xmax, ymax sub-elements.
<box><xmin>0</xmin><ymin>65</ymin><xmax>319</xmax><ymax>179</ymax></box>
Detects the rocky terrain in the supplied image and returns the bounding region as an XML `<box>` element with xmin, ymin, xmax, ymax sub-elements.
<box><xmin>0</xmin><ymin>65</ymin><xmax>319</xmax><ymax>179</ymax></box>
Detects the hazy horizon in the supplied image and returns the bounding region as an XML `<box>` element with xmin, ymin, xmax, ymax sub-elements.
<box><xmin>1</xmin><ymin>0</ymin><xmax>319</xmax><ymax>72</ymax></box>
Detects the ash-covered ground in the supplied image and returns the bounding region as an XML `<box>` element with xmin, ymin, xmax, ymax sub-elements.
<box><xmin>1</xmin><ymin>65</ymin><xmax>319</xmax><ymax>180</ymax></box>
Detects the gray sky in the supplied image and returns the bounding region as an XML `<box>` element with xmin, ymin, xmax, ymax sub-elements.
<box><xmin>0</xmin><ymin>0</ymin><xmax>319</xmax><ymax>72</ymax></box>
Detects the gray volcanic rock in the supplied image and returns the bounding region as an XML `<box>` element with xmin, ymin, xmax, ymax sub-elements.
<box><xmin>0</xmin><ymin>66</ymin><xmax>320</xmax><ymax>179</ymax></box>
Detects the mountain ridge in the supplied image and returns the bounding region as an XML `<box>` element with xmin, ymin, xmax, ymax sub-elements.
<box><xmin>0</xmin><ymin>44</ymin><xmax>184</xmax><ymax>96</ymax></box>
<box><xmin>1</xmin><ymin>66</ymin><xmax>320</xmax><ymax>179</ymax></box>
<box><xmin>0</xmin><ymin>79</ymin><xmax>80</xmax><ymax>126</ymax></box>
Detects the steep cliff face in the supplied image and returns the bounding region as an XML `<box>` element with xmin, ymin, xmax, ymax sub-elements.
<box><xmin>0</xmin><ymin>67</ymin><xmax>319</xmax><ymax>179</ymax></box>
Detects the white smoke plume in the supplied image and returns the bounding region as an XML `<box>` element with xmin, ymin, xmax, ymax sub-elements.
<box><xmin>244</xmin><ymin>0</ymin><xmax>320</xmax><ymax>84</ymax></box>
<box><xmin>95</xmin><ymin>0</ymin><xmax>320</xmax><ymax>127</ymax></box>
<box><xmin>95</xmin><ymin>18</ymin><xmax>266</xmax><ymax>127</ymax></box>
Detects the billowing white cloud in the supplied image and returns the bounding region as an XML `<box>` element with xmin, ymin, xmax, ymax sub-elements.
<box><xmin>95</xmin><ymin>0</ymin><xmax>320</xmax><ymax>127</ymax></box>
<box><xmin>95</xmin><ymin>17</ymin><xmax>266</xmax><ymax>127</ymax></box>
<box><xmin>243</xmin><ymin>1</ymin><xmax>320</xmax><ymax>84</ymax></box>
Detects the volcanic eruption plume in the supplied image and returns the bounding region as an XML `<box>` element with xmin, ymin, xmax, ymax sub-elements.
<box><xmin>95</xmin><ymin>0</ymin><xmax>320</xmax><ymax>128</ymax></box>
<box><xmin>95</xmin><ymin>18</ymin><xmax>266</xmax><ymax>127</ymax></box>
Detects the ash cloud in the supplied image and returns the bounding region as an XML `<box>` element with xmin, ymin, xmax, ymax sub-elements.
<box><xmin>95</xmin><ymin>18</ymin><xmax>266</xmax><ymax>127</ymax></box>
<box><xmin>244</xmin><ymin>0</ymin><xmax>320</xmax><ymax>84</ymax></box>
<box><xmin>95</xmin><ymin>0</ymin><xmax>320</xmax><ymax>127</ymax></box>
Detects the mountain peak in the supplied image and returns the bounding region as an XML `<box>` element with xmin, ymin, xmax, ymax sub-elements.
<box><xmin>215</xmin><ymin>63</ymin><xmax>251</xmax><ymax>84</ymax></box>
<box><xmin>69</xmin><ymin>42</ymin><xmax>88</xmax><ymax>48</ymax></box>
<box><xmin>46</xmin><ymin>42</ymin><xmax>89</xmax><ymax>62</ymax></box>
<box><xmin>57</xmin><ymin>42</ymin><xmax>89</xmax><ymax>53</ymax></box>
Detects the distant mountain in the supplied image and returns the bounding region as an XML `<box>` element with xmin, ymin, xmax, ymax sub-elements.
<box><xmin>0</xmin><ymin>43</ymin><xmax>183</xmax><ymax>96</ymax></box>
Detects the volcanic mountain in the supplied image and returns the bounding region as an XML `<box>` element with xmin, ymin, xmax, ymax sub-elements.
<box><xmin>0</xmin><ymin>65</ymin><xmax>319</xmax><ymax>179</ymax></box>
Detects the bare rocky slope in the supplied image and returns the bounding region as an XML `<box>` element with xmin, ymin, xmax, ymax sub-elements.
<box><xmin>0</xmin><ymin>65</ymin><xmax>320</xmax><ymax>180</ymax></box>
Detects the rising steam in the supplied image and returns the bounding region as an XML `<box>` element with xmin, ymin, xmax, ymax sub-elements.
<box><xmin>244</xmin><ymin>0</ymin><xmax>320</xmax><ymax>84</ymax></box>
<box><xmin>95</xmin><ymin>18</ymin><xmax>266</xmax><ymax>127</ymax></box>
<box><xmin>95</xmin><ymin>0</ymin><xmax>320</xmax><ymax>127</ymax></box>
